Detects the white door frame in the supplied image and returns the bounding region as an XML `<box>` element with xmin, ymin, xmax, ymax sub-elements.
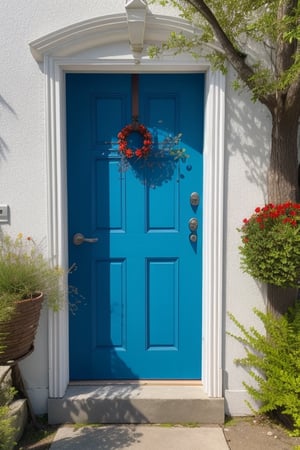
<box><xmin>30</xmin><ymin>13</ymin><xmax>225</xmax><ymax>400</ymax></box>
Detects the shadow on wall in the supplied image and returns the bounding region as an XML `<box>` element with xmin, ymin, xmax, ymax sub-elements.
<box><xmin>221</xmin><ymin>87</ymin><xmax>271</xmax><ymax>398</ymax></box>
<box><xmin>225</xmin><ymin>89</ymin><xmax>270</xmax><ymax>201</ymax></box>
<box><xmin>0</xmin><ymin>94</ymin><xmax>16</xmax><ymax>162</ymax></box>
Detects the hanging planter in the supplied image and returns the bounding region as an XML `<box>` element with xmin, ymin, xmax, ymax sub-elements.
<box><xmin>238</xmin><ymin>202</ymin><xmax>300</xmax><ymax>287</ymax></box>
<box><xmin>0</xmin><ymin>233</ymin><xmax>66</xmax><ymax>365</ymax></box>
<box><xmin>0</xmin><ymin>292</ymin><xmax>44</xmax><ymax>364</ymax></box>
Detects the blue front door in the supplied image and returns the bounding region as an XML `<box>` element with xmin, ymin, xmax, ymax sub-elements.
<box><xmin>67</xmin><ymin>73</ymin><xmax>204</xmax><ymax>380</ymax></box>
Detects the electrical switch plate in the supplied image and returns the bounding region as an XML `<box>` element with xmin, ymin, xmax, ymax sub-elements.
<box><xmin>0</xmin><ymin>205</ymin><xmax>9</xmax><ymax>223</ymax></box>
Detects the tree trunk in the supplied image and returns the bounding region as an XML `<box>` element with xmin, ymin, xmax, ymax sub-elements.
<box><xmin>267</xmin><ymin>107</ymin><xmax>299</xmax><ymax>316</ymax></box>
<box><xmin>267</xmin><ymin>285</ymin><xmax>297</xmax><ymax>317</ymax></box>
<box><xmin>268</xmin><ymin>107</ymin><xmax>298</xmax><ymax>204</ymax></box>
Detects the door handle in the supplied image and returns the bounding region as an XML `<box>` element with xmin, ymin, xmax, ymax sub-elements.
<box><xmin>73</xmin><ymin>233</ymin><xmax>99</xmax><ymax>246</ymax></box>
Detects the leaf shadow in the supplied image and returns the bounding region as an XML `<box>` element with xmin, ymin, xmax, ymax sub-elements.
<box><xmin>0</xmin><ymin>94</ymin><xmax>16</xmax><ymax>163</ymax></box>
<box><xmin>51</xmin><ymin>424</ymin><xmax>144</xmax><ymax>449</ymax></box>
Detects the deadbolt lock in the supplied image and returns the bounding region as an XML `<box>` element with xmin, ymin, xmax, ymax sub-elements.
<box><xmin>188</xmin><ymin>218</ymin><xmax>198</xmax><ymax>232</ymax></box>
<box><xmin>190</xmin><ymin>192</ymin><xmax>200</xmax><ymax>207</ymax></box>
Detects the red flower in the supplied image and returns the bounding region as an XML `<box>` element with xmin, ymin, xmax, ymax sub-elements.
<box><xmin>269</xmin><ymin>211</ymin><xmax>279</xmax><ymax>219</ymax></box>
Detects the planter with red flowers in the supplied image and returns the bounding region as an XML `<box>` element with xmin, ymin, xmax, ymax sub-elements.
<box><xmin>238</xmin><ymin>202</ymin><xmax>300</xmax><ymax>287</ymax></box>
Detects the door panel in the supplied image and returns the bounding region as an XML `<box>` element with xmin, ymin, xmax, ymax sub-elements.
<box><xmin>67</xmin><ymin>73</ymin><xmax>204</xmax><ymax>379</ymax></box>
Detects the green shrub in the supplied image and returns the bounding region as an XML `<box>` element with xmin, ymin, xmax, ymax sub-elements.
<box><xmin>228</xmin><ymin>302</ymin><xmax>300</xmax><ymax>436</ymax></box>
<box><xmin>0</xmin><ymin>385</ymin><xmax>17</xmax><ymax>450</ymax></box>
<box><xmin>0</xmin><ymin>405</ymin><xmax>16</xmax><ymax>450</ymax></box>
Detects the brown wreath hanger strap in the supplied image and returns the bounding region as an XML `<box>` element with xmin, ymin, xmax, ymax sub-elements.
<box><xmin>131</xmin><ymin>74</ymin><xmax>139</xmax><ymax>128</ymax></box>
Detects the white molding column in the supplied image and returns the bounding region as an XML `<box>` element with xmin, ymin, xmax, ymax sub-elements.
<box><xmin>45</xmin><ymin>56</ymin><xmax>69</xmax><ymax>397</ymax></box>
<box><xmin>202</xmin><ymin>69</ymin><xmax>225</xmax><ymax>398</ymax></box>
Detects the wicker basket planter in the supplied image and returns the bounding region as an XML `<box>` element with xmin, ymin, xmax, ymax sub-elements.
<box><xmin>0</xmin><ymin>292</ymin><xmax>44</xmax><ymax>364</ymax></box>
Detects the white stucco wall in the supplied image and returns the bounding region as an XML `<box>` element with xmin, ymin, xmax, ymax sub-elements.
<box><xmin>0</xmin><ymin>0</ymin><xmax>269</xmax><ymax>415</ymax></box>
<box><xmin>223</xmin><ymin>68</ymin><xmax>271</xmax><ymax>415</ymax></box>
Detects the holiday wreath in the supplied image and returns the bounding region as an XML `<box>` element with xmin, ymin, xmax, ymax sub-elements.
<box><xmin>117</xmin><ymin>123</ymin><xmax>152</xmax><ymax>159</ymax></box>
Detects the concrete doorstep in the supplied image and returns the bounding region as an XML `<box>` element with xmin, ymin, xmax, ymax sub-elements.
<box><xmin>48</xmin><ymin>384</ymin><xmax>224</xmax><ymax>425</ymax></box>
<box><xmin>50</xmin><ymin>424</ymin><xmax>229</xmax><ymax>450</ymax></box>
<box><xmin>48</xmin><ymin>383</ymin><xmax>228</xmax><ymax>448</ymax></box>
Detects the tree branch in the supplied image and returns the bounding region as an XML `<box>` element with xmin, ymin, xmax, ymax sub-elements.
<box><xmin>184</xmin><ymin>0</ymin><xmax>277</xmax><ymax>109</ymax></box>
<box><xmin>275</xmin><ymin>0</ymin><xmax>298</xmax><ymax>75</ymax></box>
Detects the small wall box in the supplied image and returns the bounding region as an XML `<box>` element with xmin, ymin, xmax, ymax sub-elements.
<box><xmin>0</xmin><ymin>205</ymin><xmax>9</xmax><ymax>223</ymax></box>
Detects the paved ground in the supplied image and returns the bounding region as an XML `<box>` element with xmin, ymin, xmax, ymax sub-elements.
<box><xmin>49</xmin><ymin>424</ymin><xmax>229</xmax><ymax>450</ymax></box>
<box><xmin>17</xmin><ymin>416</ymin><xmax>300</xmax><ymax>449</ymax></box>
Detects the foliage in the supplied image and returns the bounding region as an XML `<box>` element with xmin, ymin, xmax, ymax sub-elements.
<box><xmin>0</xmin><ymin>406</ymin><xmax>16</xmax><ymax>450</ymax></box>
<box><xmin>0</xmin><ymin>383</ymin><xmax>17</xmax><ymax>450</ymax></box>
<box><xmin>0</xmin><ymin>232</ymin><xmax>65</xmax><ymax>321</ymax></box>
<box><xmin>150</xmin><ymin>1</ymin><xmax>300</xmax><ymax>210</ymax></box>
<box><xmin>238</xmin><ymin>202</ymin><xmax>300</xmax><ymax>287</ymax></box>
<box><xmin>228</xmin><ymin>303</ymin><xmax>300</xmax><ymax>436</ymax></box>
<box><xmin>149</xmin><ymin>0</ymin><xmax>300</xmax><ymax>102</ymax></box>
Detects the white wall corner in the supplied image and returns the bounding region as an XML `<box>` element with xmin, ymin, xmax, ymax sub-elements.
<box><xmin>225</xmin><ymin>389</ymin><xmax>260</xmax><ymax>417</ymax></box>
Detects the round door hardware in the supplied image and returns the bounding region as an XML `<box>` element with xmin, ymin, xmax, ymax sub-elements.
<box><xmin>189</xmin><ymin>233</ymin><xmax>197</xmax><ymax>243</ymax></box>
<box><xmin>188</xmin><ymin>218</ymin><xmax>198</xmax><ymax>231</ymax></box>
<box><xmin>190</xmin><ymin>192</ymin><xmax>200</xmax><ymax>206</ymax></box>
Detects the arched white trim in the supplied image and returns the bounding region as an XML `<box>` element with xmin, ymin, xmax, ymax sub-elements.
<box><xmin>30</xmin><ymin>14</ymin><xmax>128</xmax><ymax>62</ymax></box>
<box><xmin>30</xmin><ymin>13</ymin><xmax>222</xmax><ymax>62</ymax></box>
<box><xmin>31</xmin><ymin>13</ymin><xmax>225</xmax><ymax>400</ymax></box>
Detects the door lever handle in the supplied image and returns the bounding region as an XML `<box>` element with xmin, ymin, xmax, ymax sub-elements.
<box><xmin>73</xmin><ymin>233</ymin><xmax>99</xmax><ymax>246</ymax></box>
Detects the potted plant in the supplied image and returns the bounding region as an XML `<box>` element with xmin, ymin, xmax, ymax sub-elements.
<box><xmin>0</xmin><ymin>232</ymin><xmax>65</xmax><ymax>364</ymax></box>
<box><xmin>238</xmin><ymin>202</ymin><xmax>300</xmax><ymax>287</ymax></box>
